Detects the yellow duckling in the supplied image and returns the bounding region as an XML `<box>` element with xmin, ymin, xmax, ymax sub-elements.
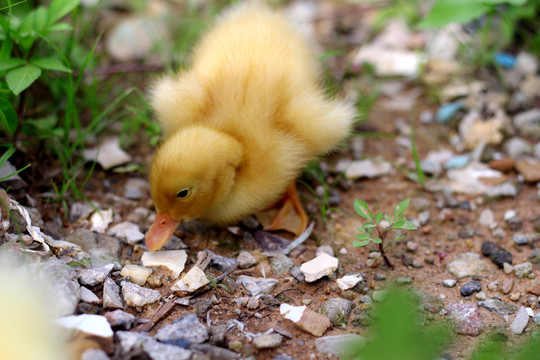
<box><xmin>146</xmin><ymin>2</ymin><xmax>355</xmax><ymax>251</ymax></box>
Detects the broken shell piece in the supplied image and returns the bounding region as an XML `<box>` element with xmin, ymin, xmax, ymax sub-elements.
<box><xmin>108</xmin><ymin>222</ymin><xmax>145</xmax><ymax>245</ymax></box>
<box><xmin>90</xmin><ymin>209</ymin><xmax>113</xmax><ymax>233</ymax></box>
<box><xmin>57</xmin><ymin>314</ymin><xmax>113</xmax><ymax>338</ymax></box>
<box><xmin>300</xmin><ymin>253</ymin><xmax>339</xmax><ymax>282</ymax></box>
<box><xmin>82</xmin><ymin>136</ymin><xmax>132</xmax><ymax>170</ymax></box>
<box><xmin>237</xmin><ymin>275</ymin><xmax>278</xmax><ymax>296</ymax></box>
<box><xmin>280</xmin><ymin>303</ymin><xmax>331</xmax><ymax>337</ymax></box>
<box><xmin>171</xmin><ymin>266</ymin><xmax>210</xmax><ymax>293</ymax></box>
<box><xmin>141</xmin><ymin>250</ymin><xmax>187</xmax><ymax>278</ymax></box>
<box><xmin>336</xmin><ymin>274</ymin><xmax>364</xmax><ymax>290</ymax></box>
<box><xmin>120</xmin><ymin>264</ymin><xmax>152</xmax><ymax>286</ymax></box>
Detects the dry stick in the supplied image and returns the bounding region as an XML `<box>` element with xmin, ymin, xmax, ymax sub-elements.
<box><xmin>134</xmin><ymin>300</ymin><xmax>177</xmax><ymax>333</ymax></box>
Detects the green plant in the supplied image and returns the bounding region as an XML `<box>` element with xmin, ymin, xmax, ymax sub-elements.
<box><xmin>301</xmin><ymin>162</ymin><xmax>344</xmax><ymax>223</ymax></box>
<box><xmin>353</xmin><ymin>199</ymin><xmax>417</xmax><ymax>269</ymax></box>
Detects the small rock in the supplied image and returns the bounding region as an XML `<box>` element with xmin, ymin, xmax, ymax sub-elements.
<box><xmin>505</xmin><ymin>137</ymin><xmax>533</xmax><ymax>158</ymax></box>
<box><xmin>237</xmin><ymin>275</ymin><xmax>278</xmax><ymax>296</ymax></box>
<box><xmin>481</xmin><ymin>241</ymin><xmax>513</xmax><ymax>268</ymax></box>
<box><xmin>65</xmin><ymin>229</ymin><xmax>121</xmax><ymax>262</ymax></box>
<box><xmin>444</xmin><ymin>155</ymin><xmax>470</xmax><ymax>169</ymax></box>
<box><xmin>141</xmin><ymin>250</ymin><xmax>187</xmax><ymax>278</ymax></box>
<box><xmin>271</xmin><ymin>254</ymin><xmax>294</xmax><ymax>276</ymax></box>
<box><xmin>446</xmin><ymin>253</ymin><xmax>490</xmax><ymax>278</ymax></box>
<box><xmin>108</xmin><ymin>222</ymin><xmax>145</xmax><ymax>245</ymax></box>
<box><xmin>124</xmin><ymin>178</ymin><xmax>150</xmax><ymax>200</ymax></box>
<box><xmin>316</xmin><ymin>244</ymin><xmax>335</xmax><ymax>257</ymax></box>
<box><xmin>103</xmin><ymin>278</ymin><xmax>124</xmax><ymax>309</ymax></box>
<box><xmin>533</xmin><ymin>313</ymin><xmax>540</xmax><ymax>326</ymax></box>
<box><xmin>57</xmin><ymin>314</ymin><xmax>113</xmax><ymax>339</ymax></box>
<box><xmin>510</xmin><ymin>292</ymin><xmax>521</xmax><ymax>301</ymax></box>
<box><xmin>90</xmin><ymin>209</ymin><xmax>113</xmax><ymax>233</ymax></box>
<box><xmin>512</xmin><ymin>233</ymin><xmax>530</xmax><ymax>245</ymax></box>
<box><xmin>121</xmin><ymin>281</ymin><xmax>161</xmax><ymax>307</ymax></box>
<box><xmin>478</xmin><ymin>299</ymin><xmax>517</xmax><ymax>315</ymax></box>
<box><xmin>461</xmin><ymin>281</ymin><xmax>482</xmax><ymax>297</ymax></box>
<box><xmin>315</xmin><ymin>334</ymin><xmax>365</xmax><ymax>356</ymax></box>
<box><xmin>488</xmin><ymin>158</ymin><xmax>515</xmax><ymax>172</ymax></box>
<box><xmin>192</xmin><ymin>344</ymin><xmax>240</xmax><ymax>360</ymax></box>
<box><xmin>488</xmin><ymin>281</ymin><xmax>499</xmax><ymax>291</ymax></box>
<box><xmin>504</xmin><ymin>262</ymin><xmax>514</xmax><ymax>274</ymax></box>
<box><xmin>247</xmin><ymin>296</ymin><xmax>259</xmax><ymax>309</ymax></box>
<box><xmin>411</xmin><ymin>197</ymin><xmax>431</xmax><ymax>211</ymax></box>
<box><xmin>79</xmin><ymin>264</ymin><xmax>114</xmax><ymax>287</ymax></box>
<box><xmin>515</xmin><ymin>52</ymin><xmax>538</xmax><ymax>75</ymax></box>
<box><xmin>396</xmin><ymin>277</ymin><xmax>412</xmax><ymax>285</ymax></box>
<box><xmin>443</xmin><ymin>279</ymin><xmax>457</xmax><ymax>288</ymax></box>
<box><xmin>418</xmin><ymin>211</ymin><xmax>430</xmax><ymax>226</ymax></box>
<box><xmin>116</xmin><ymin>331</ymin><xmax>192</xmax><ymax>360</ymax></box>
<box><xmin>336</xmin><ymin>159</ymin><xmax>392</xmax><ymax>179</ymax></box>
<box><xmin>478</xmin><ymin>209</ymin><xmax>495</xmax><ymax>227</ymax></box>
<box><xmin>515</xmin><ymin>159</ymin><xmax>540</xmax><ymax>182</ymax></box>
<box><xmin>209</xmin><ymin>325</ymin><xmax>228</xmax><ymax>347</ymax></box>
<box><xmin>253</xmin><ymin>333</ymin><xmax>282</xmax><ymax>349</ymax></box>
<box><xmin>39</xmin><ymin>258</ymin><xmax>81</xmax><ymax>316</ymax></box>
<box><xmin>336</xmin><ymin>274</ymin><xmax>364</xmax><ymax>290</ymax></box>
<box><xmin>513</xmin><ymin>108</ymin><xmax>540</xmax><ymax>138</ymax></box>
<box><xmin>120</xmin><ymin>264</ymin><xmax>152</xmax><ymax>286</ymax></box>
<box><xmin>237</xmin><ymin>251</ymin><xmax>257</xmax><ymax>269</ymax></box>
<box><xmin>210</xmin><ymin>253</ymin><xmax>237</xmax><ymax>272</ymax></box>
<box><xmin>475</xmin><ymin>291</ymin><xmax>487</xmax><ymax>301</ymax></box>
<box><xmin>280</xmin><ymin>304</ymin><xmax>331</xmax><ymax>337</ymax></box>
<box><xmin>156</xmin><ymin>313</ymin><xmax>209</xmax><ymax>346</ymax></box>
<box><xmin>300</xmin><ymin>253</ymin><xmax>339</xmax><ymax>282</ymax></box>
<box><xmin>501</xmin><ymin>278</ymin><xmax>514</xmax><ymax>294</ymax></box>
<box><xmin>289</xmin><ymin>266</ymin><xmax>305</xmax><ymax>282</ymax></box>
<box><xmin>104</xmin><ymin>310</ymin><xmax>136</xmax><ymax>330</ymax></box>
<box><xmin>529</xmin><ymin>249</ymin><xmax>540</xmax><ymax>264</ymax></box>
<box><xmin>318</xmin><ymin>298</ymin><xmax>355</xmax><ymax>329</ymax></box>
<box><xmin>514</xmin><ymin>262</ymin><xmax>533</xmax><ymax>278</ymax></box>
<box><xmin>445</xmin><ymin>303</ymin><xmax>484</xmax><ymax>336</ymax></box>
<box><xmin>80</xmin><ymin>286</ymin><xmax>101</xmax><ymax>305</ymax></box>
<box><xmin>510</xmin><ymin>306</ymin><xmax>530</xmax><ymax>334</ymax></box>
<box><xmin>171</xmin><ymin>266</ymin><xmax>210</xmax><ymax>293</ymax></box>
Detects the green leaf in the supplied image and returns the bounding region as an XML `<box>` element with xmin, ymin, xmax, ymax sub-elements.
<box><xmin>6</xmin><ymin>65</ymin><xmax>41</xmax><ymax>95</ymax></box>
<box><xmin>401</xmin><ymin>220</ymin><xmax>418</xmax><ymax>231</ymax></box>
<box><xmin>32</xmin><ymin>57</ymin><xmax>71</xmax><ymax>72</ymax></box>
<box><xmin>354</xmin><ymin>199</ymin><xmax>373</xmax><ymax>221</ymax></box>
<box><xmin>374</xmin><ymin>212</ymin><xmax>384</xmax><ymax>224</ymax></box>
<box><xmin>0</xmin><ymin>98</ymin><xmax>18</xmax><ymax>135</ymax></box>
<box><xmin>418</xmin><ymin>0</ymin><xmax>489</xmax><ymax>29</ymax></box>
<box><xmin>22</xmin><ymin>7</ymin><xmax>49</xmax><ymax>34</ymax></box>
<box><xmin>0</xmin><ymin>58</ymin><xmax>25</xmax><ymax>72</ymax></box>
<box><xmin>353</xmin><ymin>240</ymin><xmax>371</xmax><ymax>247</ymax></box>
<box><xmin>394</xmin><ymin>199</ymin><xmax>410</xmax><ymax>218</ymax></box>
<box><xmin>355</xmin><ymin>233</ymin><xmax>373</xmax><ymax>241</ymax></box>
<box><xmin>48</xmin><ymin>0</ymin><xmax>81</xmax><ymax>25</ymax></box>
<box><xmin>372</xmin><ymin>238</ymin><xmax>382</xmax><ymax>244</ymax></box>
<box><xmin>391</xmin><ymin>217</ymin><xmax>406</xmax><ymax>229</ymax></box>
<box><xmin>47</xmin><ymin>22</ymin><xmax>73</xmax><ymax>32</ymax></box>
<box><xmin>0</xmin><ymin>145</ymin><xmax>15</xmax><ymax>168</ymax></box>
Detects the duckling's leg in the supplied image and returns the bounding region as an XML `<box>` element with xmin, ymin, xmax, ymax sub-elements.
<box><xmin>264</xmin><ymin>181</ymin><xmax>309</xmax><ymax>236</ymax></box>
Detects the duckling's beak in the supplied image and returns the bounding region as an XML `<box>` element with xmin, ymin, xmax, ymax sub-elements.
<box><xmin>145</xmin><ymin>213</ymin><xmax>181</xmax><ymax>251</ymax></box>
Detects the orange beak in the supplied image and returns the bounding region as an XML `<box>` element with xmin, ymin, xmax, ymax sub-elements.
<box><xmin>145</xmin><ymin>213</ymin><xmax>181</xmax><ymax>251</ymax></box>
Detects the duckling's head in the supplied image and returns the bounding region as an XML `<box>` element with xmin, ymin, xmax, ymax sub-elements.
<box><xmin>146</xmin><ymin>126</ymin><xmax>243</xmax><ymax>251</ymax></box>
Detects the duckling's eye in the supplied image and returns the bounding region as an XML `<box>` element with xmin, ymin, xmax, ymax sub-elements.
<box><xmin>176</xmin><ymin>189</ymin><xmax>190</xmax><ymax>198</ymax></box>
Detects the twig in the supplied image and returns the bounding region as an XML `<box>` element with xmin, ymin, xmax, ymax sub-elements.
<box><xmin>133</xmin><ymin>300</ymin><xmax>177</xmax><ymax>333</ymax></box>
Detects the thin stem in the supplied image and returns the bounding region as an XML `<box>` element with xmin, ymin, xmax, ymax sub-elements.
<box><xmin>377</xmin><ymin>228</ymin><xmax>394</xmax><ymax>270</ymax></box>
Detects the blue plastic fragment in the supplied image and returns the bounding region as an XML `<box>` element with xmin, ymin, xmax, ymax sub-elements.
<box><xmin>494</xmin><ymin>52</ymin><xmax>516</xmax><ymax>68</ymax></box>
<box><xmin>444</xmin><ymin>155</ymin><xmax>470</xmax><ymax>169</ymax></box>
<box><xmin>436</xmin><ymin>101</ymin><xmax>464</xmax><ymax>124</ymax></box>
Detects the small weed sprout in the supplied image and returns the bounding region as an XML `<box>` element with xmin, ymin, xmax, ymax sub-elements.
<box><xmin>353</xmin><ymin>199</ymin><xmax>417</xmax><ymax>269</ymax></box>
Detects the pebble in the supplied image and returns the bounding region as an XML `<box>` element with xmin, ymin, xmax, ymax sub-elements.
<box><xmin>411</xmin><ymin>197</ymin><xmax>431</xmax><ymax>211</ymax></box>
<box><xmin>280</xmin><ymin>304</ymin><xmax>331</xmax><ymax>337</ymax></box>
<box><xmin>103</xmin><ymin>278</ymin><xmax>124</xmax><ymax>309</ymax></box>
<box><xmin>494</xmin><ymin>52</ymin><xmax>516</xmax><ymax>68</ymax></box>
<box><xmin>513</xmin><ymin>108</ymin><xmax>540</xmax><ymax>138</ymax></box>
<box><xmin>336</xmin><ymin>159</ymin><xmax>393</xmax><ymax>179</ymax></box>
<box><xmin>446</xmin><ymin>253</ymin><xmax>490</xmax><ymax>278</ymax></box>
<box><xmin>442</xmin><ymin>279</ymin><xmax>457</xmax><ymax>288</ymax></box>
<box><xmin>510</xmin><ymin>292</ymin><xmax>521</xmax><ymax>301</ymax></box>
<box><xmin>315</xmin><ymin>334</ymin><xmax>365</xmax><ymax>356</ymax></box>
<box><xmin>104</xmin><ymin>310</ymin><xmax>136</xmax><ymax>330</ymax></box>
<box><xmin>533</xmin><ymin>313</ymin><xmax>540</xmax><ymax>326</ymax></box>
<box><xmin>396</xmin><ymin>277</ymin><xmax>412</xmax><ymax>285</ymax></box>
<box><xmin>290</xmin><ymin>266</ymin><xmax>305</xmax><ymax>282</ymax></box>
<box><xmin>171</xmin><ymin>266</ymin><xmax>210</xmax><ymax>293</ymax></box>
<box><xmin>193</xmin><ymin>344</ymin><xmax>240</xmax><ymax>359</ymax></box>
<box><xmin>316</xmin><ymin>244</ymin><xmax>335</xmax><ymax>257</ymax></box>
<box><xmin>120</xmin><ymin>264</ymin><xmax>152</xmax><ymax>286</ymax></box>
<box><xmin>515</xmin><ymin>159</ymin><xmax>540</xmax><ymax>182</ymax></box>
<box><xmin>156</xmin><ymin>313</ymin><xmax>209</xmax><ymax>346</ymax></box>
<box><xmin>515</xmin><ymin>52</ymin><xmax>538</xmax><ymax>75</ymax></box>
<box><xmin>300</xmin><ymin>253</ymin><xmax>339</xmax><ymax>282</ymax></box>
<box><xmin>123</xmin><ymin>178</ymin><xmax>150</xmax><ymax>200</ymax></box>
<box><xmin>445</xmin><ymin>303</ymin><xmax>484</xmax><ymax>336</ymax></box>
<box><xmin>90</xmin><ymin>209</ymin><xmax>113</xmax><ymax>233</ymax></box>
<box><xmin>475</xmin><ymin>291</ymin><xmax>487</xmax><ymax>301</ymax></box>
<box><xmin>480</xmin><ymin>241</ymin><xmax>513</xmax><ymax>268</ymax></box>
<box><xmin>116</xmin><ymin>331</ymin><xmax>192</xmax><ymax>360</ymax></box>
<box><xmin>488</xmin><ymin>281</ymin><xmax>499</xmax><ymax>291</ymax></box>
<box><xmin>253</xmin><ymin>334</ymin><xmax>282</xmax><ymax>349</ymax></box>
<box><xmin>529</xmin><ymin>249</ymin><xmax>540</xmax><ymax>264</ymax></box>
<box><xmin>359</xmin><ymin>295</ymin><xmax>373</xmax><ymax>304</ymax></box>
<box><xmin>237</xmin><ymin>251</ymin><xmax>258</xmax><ymax>269</ymax></box>
<box><xmin>510</xmin><ymin>306</ymin><xmax>530</xmax><ymax>334</ymax></box>
<box><xmin>247</xmin><ymin>297</ymin><xmax>259</xmax><ymax>309</ymax></box>
<box><xmin>141</xmin><ymin>250</ymin><xmax>187</xmax><ymax>278</ymax></box>
<box><xmin>79</xmin><ymin>264</ymin><xmax>114</xmax><ymax>287</ymax></box>
<box><xmin>57</xmin><ymin>314</ymin><xmax>113</xmax><ymax>338</ymax></box>
<box><xmin>271</xmin><ymin>254</ymin><xmax>294</xmax><ymax>275</ymax></box>
<box><xmin>336</xmin><ymin>274</ymin><xmax>364</xmax><ymax>290</ymax></box>
<box><xmin>512</xmin><ymin>233</ymin><xmax>530</xmax><ymax>245</ymax></box>
<box><xmin>501</xmin><ymin>278</ymin><xmax>514</xmax><ymax>294</ymax></box>
<box><xmin>460</xmin><ymin>281</ymin><xmax>482</xmax><ymax>297</ymax></box>
<box><xmin>488</xmin><ymin>158</ymin><xmax>515</xmax><ymax>172</ymax></box>
<box><xmin>237</xmin><ymin>275</ymin><xmax>278</xmax><ymax>296</ymax></box>
<box><xmin>39</xmin><ymin>258</ymin><xmax>81</xmax><ymax>316</ymax></box>
<box><xmin>209</xmin><ymin>253</ymin><xmax>237</xmax><ymax>272</ymax></box>
<box><xmin>444</xmin><ymin>155</ymin><xmax>470</xmax><ymax>169</ymax></box>
<box><xmin>64</xmin><ymin>229</ymin><xmax>121</xmax><ymax>262</ymax></box>
<box><xmin>121</xmin><ymin>281</ymin><xmax>161</xmax><ymax>307</ymax></box>
<box><xmin>318</xmin><ymin>298</ymin><xmax>355</xmax><ymax>329</ymax></box>
<box><xmin>418</xmin><ymin>211</ymin><xmax>430</xmax><ymax>225</ymax></box>
<box><xmin>504</xmin><ymin>263</ymin><xmax>514</xmax><ymax>274</ymax></box>
<box><xmin>374</xmin><ymin>273</ymin><xmax>386</xmax><ymax>281</ymax></box>
<box><xmin>420</xmin><ymin>110</ymin><xmax>433</xmax><ymax>124</ymax></box>
<box><xmin>514</xmin><ymin>262</ymin><xmax>533</xmax><ymax>278</ymax></box>
<box><xmin>478</xmin><ymin>209</ymin><xmax>495</xmax><ymax>227</ymax></box>
<box><xmin>108</xmin><ymin>222</ymin><xmax>145</xmax><ymax>245</ymax></box>
<box><xmin>80</xmin><ymin>286</ymin><xmax>101</xmax><ymax>304</ymax></box>
<box><xmin>477</xmin><ymin>299</ymin><xmax>517</xmax><ymax>315</ymax></box>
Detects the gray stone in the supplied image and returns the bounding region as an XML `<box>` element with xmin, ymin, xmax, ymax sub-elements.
<box><xmin>485</xmin><ymin>182</ymin><xmax>518</xmax><ymax>198</ymax></box>
<box><xmin>513</xmin><ymin>233</ymin><xmax>529</xmax><ymax>245</ymax></box>
<box><xmin>514</xmin><ymin>109</ymin><xmax>540</xmax><ymax>138</ymax></box>
<box><xmin>78</xmin><ymin>264</ymin><xmax>114</xmax><ymax>286</ymax></box>
<box><xmin>477</xmin><ymin>299</ymin><xmax>517</xmax><ymax>315</ymax></box>
<box><xmin>529</xmin><ymin>249</ymin><xmax>540</xmax><ymax>264</ymax></box>
<box><xmin>442</xmin><ymin>279</ymin><xmax>457</xmax><ymax>288</ymax></box>
<box><xmin>124</xmin><ymin>178</ymin><xmax>150</xmax><ymax>200</ymax></box>
<box><xmin>316</xmin><ymin>245</ymin><xmax>335</xmax><ymax>257</ymax></box>
<box><xmin>532</xmin><ymin>312</ymin><xmax>540</xmax><ymax>326</ymax></box>
<box><xmin>237</xmin><ymin>275</ymin><xmax>278</xmax><ymax>296</ymax></box>
<box><xmin>155</xmin><ymin>313</ymin><xmax>209</xmax><ymax>346</ymax></box>
<box><xmin>192</xmin><ymin>344</ymin><xmax>240</xmax><ymax>359</ymax></box>
<box><xmin>81</xmin><ymin>349</ymin><xmax>110</xmax><ymax>360</ymax></box>
<box><xmin>515</xmin><ymin>52</ymin><xmax>539</xmax><ymax>75</ymax></box>
<box><xmin>103</xmin><ymin>278</ymin><xmax>124</xmax><ymax>309</ymax></box>
<box><xmin>411</xmin><ymin>197</ymin><xmax>431</xmax><ymax>211</ymax></box>
<box><xmin>478</xmin><ymin>209</ymin><xmax>495</xmax><ymax>227</ymax></box>
<box><xmin>514</xmin><ymin>262</ymin><xmax>533</xmax><ymax>278</ymax></box>
<box><xmin>446</xmin><ymin>253</ymin><xmax>490</xmax><ymax>278</ymax></box>
<box><xmin>38</xmin><ymin>258</ymin><xmax>80</xmax><ymax>316</ymax></box>
<box><xmin>504</xmin><ymin>137</ymin><xmax>533</xmax><ymax>158</ymax></box>
<box><xmin>272</xmin><ymin>355</ymin><xmax>297</xmax><ymax>360</ymax></box>
<box><xmin>104</xmin><ymin>310</ymin><xmax>136</xmax><ymax>330</ymax></box>
<box><xmin>116</xmin><ymin>331</ymin><xmax>192</xmax><ymax>360</ymax></box>
<box><xmin>315</xmin><ymin>334</ymin><xmax>365</xmax><ymax>356</ymax></box>
<box><xmin>121</xmin><ymin>281</ymin><xmax>161</xmax><ymax>307</ymax></box>
<box><xmin>510</xmin><ymin>306</ymin><xmax>530</xmax><ymax>334</ymax></box>
<box><xmin>210</xmin><ymin>252</ymin><xmax>237</xmax><ymax>272</ymax></box>
<box><xmin>418</xmin><ymin>210</ymin><xmax>430</xmax><ymax>225</ymax></box>
<box><xmin>481</xmin><ymin>241</ymin><xmax>513</xmax><ymax>268</ymax></box>
<box><xmin>318</xmin><ymin>298</ymin><xmax>355</xmax><ymax>329</ymax></box>
<box><xmin>80</xmin><ymin>286</ymin><xmax>100</xmax><ymax>304</ymax></box>
<box><xmin>445</xmin><ymin>303</ymin><xmax>484</xmax><ymax>336</ymax></box>
<box><xmin>271</xmin><ymin>254</ymin><xmax>294</xmax><ymax>276</ymax></box>
<box><xmin>534</xmin><ymin>143</ymin><xmax>540</xmax><ymax>159</ymax></box>
<box><xmin>289</xmin><ymin>266</ymin><xmax>305</xmax><ymax>282</ymax></box>
<box><xmin>65</xmin><ymin>228</ymin><xmax>121</xmax><ymax>263</ymax></box>
<box><xmin>237</xmin><ymin>251</ymin><xmax>257</xmax><ymax>269</ymax></box>
<box><xmin>253</xmin><ymin>333</ymin><xmax>282</xmax><ymax>349</ymax></box>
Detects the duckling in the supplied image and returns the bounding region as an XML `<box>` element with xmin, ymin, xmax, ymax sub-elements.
<box><xmin>146</xmin><ymin>2</ymin><xmax>355</xmax><ymax>251</ymax></box>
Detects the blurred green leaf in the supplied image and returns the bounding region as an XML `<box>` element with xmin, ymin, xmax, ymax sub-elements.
<box><xmin>6</xmin><ymin>65</ymin><xmax>41</xmax><ymax>95</ymax></box>
<box><xmin>48</xmin><ymin>0</ymin><xmax>81</xmax><ymax>25</ymax></box>
<box><xmin>0</xmin><ymin>145</ymin><xmax>15</xmax><ymax>168</ymax></box>
<box><xmin>0</xmin><ymin>98</ymin><xmax>18</xmax><ymax>135</ymax></box>
<box><xmin>353</xmin><ymin>240</ymin><xmax>371</xmax><ymax>247</ymax></box>
<box><xmin>394</xmin><ymin>199</ymin><xmax>410</xmax><ymax>218</ymax></box>
<box><xmin>32</xmin><ymin>57</ymin><xmax>71</xmax><ymax>72</ymax></box>
<box><xmin>374</xmin><ymin>212</ymin><xmax>384</xmax><ymax>224</ymax></box>
<box><xmin>0</xmin><ymin>58</ymin><xmax>25</xmax><ymax>72</ymax></box>
<box><xmin>401</xmin><ymin>220</ymin><xmax>418</xmax><ymax>231</ymax></box>
<box><xmin>47</xmin><ymin>22</ymin><xmax>73</xmax><ymax>32</ymax></box>
<box><xmin>418</xmin><ymin>0</ymin><xmax>489</xmax><ymax>29</ymax></box>
<box><xmin>354</xmin><ymin>199</ymin><xmax>373</xmax><ymax>221</ymax></box>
